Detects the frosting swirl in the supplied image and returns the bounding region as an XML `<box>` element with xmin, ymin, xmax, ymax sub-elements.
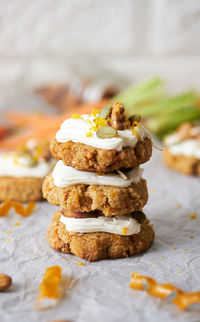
<box><xmin>60</xmin><ymin>214</ymin><xmax>141</xmax><ymax>236</ymax></box>
<box><xmin>52</xmin><ymin>160</ymin><xmax>143</xmax><ymax>187</ymax></box>
<box><xmin>56</xmin><ymin>115</ymin><xmax>149</xmax><ymax>151</ymax></box>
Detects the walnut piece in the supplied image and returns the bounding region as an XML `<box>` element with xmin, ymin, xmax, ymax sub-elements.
<box><xmin>0</xmin><ymin>274</ymin><xmax>12</xmax><ymax>291</ymax></box>
<box><xmin>108</xmin><ymin>102</ymin><xmax>126</xmax><ymax>130</ymax></box>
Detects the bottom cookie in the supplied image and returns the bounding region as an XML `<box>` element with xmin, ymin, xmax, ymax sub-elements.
<box><xmin>0</xmin><ymin>176</ymin><xmax>44</xmax><ymax>202</ymax></box>
<box><xmin>47</xmin><ymin>211</ymin><xmax>155</xmax><ymax>262</ymax></box>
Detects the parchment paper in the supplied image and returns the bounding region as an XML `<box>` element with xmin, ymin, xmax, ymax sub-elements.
<box><xmin>0</xmin><ymin>149</ymin><xmax>200</xmax><ymax>322</ymax></box>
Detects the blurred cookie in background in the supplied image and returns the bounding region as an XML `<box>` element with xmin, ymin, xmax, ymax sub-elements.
<box><xmin>163</xmin><ymin>122</ymin><xmax>200</xmax><ymax>176</ymax></box>
<box><xmin>0</xmin><ymin>139</ymin><xmax>55</xmax><ymax>202</ymax></box>
<box><xmin>35</xmin><ymin>76</ymin><xmax>121</xmax><ymax>112</ymax></box>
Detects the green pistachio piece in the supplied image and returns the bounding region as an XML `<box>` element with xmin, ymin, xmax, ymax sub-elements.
<box><xmin>129</xmin><ymin>114</ymin><xmax>141</xmax><ymax>123</ymax></box>
<box><xmin>99</xmin><ymin>105</ymin><xmax>112</xmax><ymax>120</ymax></box>
<box><xmin>96</xmin><ymin>126</ymin><xmax>117</xmax><ymax>139</ymax></box>
<box><xmin>132</xmin><ymin>211</ymin><xmax>146</xmax><ymax>224</ymax></box>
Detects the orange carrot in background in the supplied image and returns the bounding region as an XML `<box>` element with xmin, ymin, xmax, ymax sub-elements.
<box><xmin>1</xmin><ymin>101</ymin><xmax>105</xmax><ymax>151</ymax></box>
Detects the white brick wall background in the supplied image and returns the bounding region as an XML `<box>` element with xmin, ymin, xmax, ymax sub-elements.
<box><xmin>0</xmin><ymin>0</ymin><xmax>200</xmax><ymax>110</ymax></box>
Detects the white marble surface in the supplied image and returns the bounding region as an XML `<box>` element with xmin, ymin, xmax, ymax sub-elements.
<box><xmin>0</xmin><ymin>148</ymin><xmax>200</xmax><ymax>322</ymax></box>
<box><xmin>0</xmin><ymin>0</ymin><xmax>200</xmax><ymax>98</ymax></box>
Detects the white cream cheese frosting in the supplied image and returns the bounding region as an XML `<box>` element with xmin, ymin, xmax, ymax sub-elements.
<box><xmin>0</xmin><ymin>153</ymin><xmax>53</xmax><ymax>178</ymax></box>
<box><xmin>168</xmin><ymin>139</ymin><xmax>200</xmax><ymax>159</ymax></box>
<box><xmin>52</xmin><ymin>160</ymin><xmax>143</xmax><ymax>187</ymax></box>
<box><xmin>56</xmin><ymin>114</ymin><xmax>149</xmax><ymax>151</ymax></box>
<box><xmin>60</xmin><ymin>214</ymin><xmax>141</xmax><ymax>236</ymax></box>
<box><xmin>165</xmin><ymin>134</ymin><xmax>200</xmax><ymax>159</ymax></box>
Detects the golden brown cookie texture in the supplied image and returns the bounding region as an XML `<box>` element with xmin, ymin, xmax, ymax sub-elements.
<box><xmin>163</xmin><ymin>148</ymin><xmax>200</xmax><ymax>176</ymax></box>
<box><xmin>47</xmin><ymin>211</ymin><xmax>155</xmax><ymax>262</ymax></box>
<box><xmin>50</xmin><ymin>137</ymin><xmax>152</xmax><ymax>173</ymax></box>
<box><xmin>42</xmin><ymin>174</ymin><xmax>148</xmax><ymax>216</ymax></box>
<box><xmin>0</xmin><ymin>176</ymin><xmax>44</xmax><ymax>202</ymax></box>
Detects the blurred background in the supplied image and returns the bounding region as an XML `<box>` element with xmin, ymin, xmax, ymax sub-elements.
<box><xmin>0</xmin><ymin>0</ymin><xmax>200</xmax><ymax>145</ymax></box>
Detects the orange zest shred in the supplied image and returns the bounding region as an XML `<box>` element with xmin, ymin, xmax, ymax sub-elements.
<box><xmin>86</xmin><ymin>131</ymin><xmax>93</xmax><ymax>137</ymax></box>
<box><xmin>122</xmin><ymin>227</ymin><xmax>127</xmax><ymax>236</ymax></box>
<box><xmin>0</xmin><ymin>201</ymin><xmax>36</xmax><ymax>217</ymax></box>
<box><xmin>71</xmin><ymin>113</ymin><xmax>83</xmax><ymax>120</ymax></box>
<box><xmin>76</xmin><ymin>261</ymin><xmax>85</xmax><ymax>267</ymax></box>
<box><xmin>148</xmin><ymin>135</ymin><xmax>163</xmax><ymax>151</ymax></box>
<box><xmin>190</xmin><ymin>212</ymin><xmax>197</xmax><ymax>219</ymax></box>
<box><xmin>130</xmin><ymin>272</ymin><xmax>200</xmax><ymax>310</ymax></box>
<box><xmin>36</xmin><ymin>266</ymin><xmax>62</xmax><ymax>309</ymax></box>
<box><xmin>85</xmin><ymin>114</ymin><xmax>107</xmax><ymax>137</ymax></box>
<box><xmin>89</xmin><ymin>109</ymin><xmax>100</xmax><ymax>117</ymax></box>
<box><xmin>132</xmin><ymin>121</ymin><xmax>141</xmax><ymax>140</ymax></box>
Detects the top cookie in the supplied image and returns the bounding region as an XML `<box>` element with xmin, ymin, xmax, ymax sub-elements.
<box><xmin>50</xmin><ymin>102</ymin><xmax>152</xmax><ymax>173</ymax></box>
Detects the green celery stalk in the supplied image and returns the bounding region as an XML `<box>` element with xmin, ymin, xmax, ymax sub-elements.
<box><xmin>137</xmin><ymin>92</ymin><xmax>198</xmax><ymax>117</ymax></box>
<box><xmin>112</xmin><ymin>77</ymin><xmax>166</xmax><ymax>116</ymax></box>
<box><xmin>146</xmin><ymin>107</ymin><xmax>200</xmax><ymax>139</ymax></box>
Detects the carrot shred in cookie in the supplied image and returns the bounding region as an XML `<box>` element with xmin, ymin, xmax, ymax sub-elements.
<box><xmin>0</xmin><ymin>201</ymin><xmax>36</xmax><ymax>217</ymax></box>
<box><xmin>36</xmin><ymin>266</ymin><xmax>62</xmax><ymax>309</ymax></box>
<box><xmin>129</xmin><ymin>272</ymin><xmax>200</xmax><ymax>310</ymax></box>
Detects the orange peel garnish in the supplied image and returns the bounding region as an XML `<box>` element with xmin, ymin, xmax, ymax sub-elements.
<box><xmin>36</xmin><ymin>265</ymin><xmax>62</xmax><ymax>310</ymax></box>
<box><xmin>130</xmin><ymin>272</ymin><xmax>200</xmax><ymax>310</ymax></box>
<box><xmin>12</xmin><ymin>201</ymin><xmax>36</xmax><ymax>217</ymax></box>
<box><xmin>0</xmin><ymin>201</ymin><xmax>36</xmax><ymax>217</ymax></box>
<box><xmin>0</xmin><ymin>200</ymin><xmax>13</xmax><ymax>217</ymax></box>
<box><xmin>149</xmin><ymin>135</ymin><xmax>163</xmax><ymax>151</ymax></box>
<box><xmin>173</xmin><ymin>292</ymin><xmax>200</xmax><ymax>310</ymax></box>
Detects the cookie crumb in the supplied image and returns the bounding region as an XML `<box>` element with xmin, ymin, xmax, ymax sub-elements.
<box><xmin>173</xmin><ymin>247</ymin><xmax>177</xmax><ymax>250</ymax></box>
<box><xmin>7</xmin><ymin>230</ymin><xmax>12</xmax><ymax>234</ymax></box>
<box><xmin>190</xmin><ymin>234</ymin><xmax>194</xmax><ymax>239</ymax></box>
<box><xmin>14</xmin><ymin>221</ymin><xmax>20</xmax><ymax>226</ymax></box>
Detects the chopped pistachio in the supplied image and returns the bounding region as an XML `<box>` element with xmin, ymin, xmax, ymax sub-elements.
<box><xmin>96</xmin><ymin>126</ymin><xmax>117</xmax><ymax>139</ymax></box>
<box><xmin>99</xmin><ymin>105</ymin><xmax>112</xmax><ymax>120</ymax></box>
<box><xmin>129</xmin><ymin>114</ymin><xmax>141</xmax><ymax>123</ymax></box>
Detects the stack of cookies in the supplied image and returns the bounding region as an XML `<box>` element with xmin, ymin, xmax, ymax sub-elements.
<box><xmin>43</xmin><ymin>102</ymin><xmax>155</xmax><ymax>261</ymax></box>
